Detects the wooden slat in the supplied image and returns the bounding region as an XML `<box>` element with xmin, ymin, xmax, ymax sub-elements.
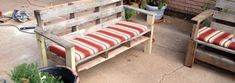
<box><xmin>196</xmin><ymin>48</ymin><xmax>235</xmax><ymax>72</ymax></box>
<box><xmin>77</xmin><ymin>36</ymin><xmax>149</xmax><ymax>71</ymax></box>
<box><xmin>65</xmin><ymin>47</ymin><xmax>76</xmax><ymax>70</ymax></box>
<box><xmin>211</xmin><ymin>22</ymin><xmax>235</xmax><ymax>33</ymax></box>
<box><xmin>123</xmin><ymin>5</ymin><xmax>156</xmax><ymax>16</ymax></box>
<box><xmin>191</xmin><ymin>9</ymin><xmax>214</xmax><ymax>22</ymax></box>
<box><xmin>63</xmin><ymin>17</ymin><xmax>123</xmax><ymax>40</ymax></box>
<box><xmin>195</xmin><ymin>40</ymin><xmax>235</xmax><ymax>54</ymax></box>
<box><xmin>40</xmin><ymin>0</ymin><xmax>121</xmax><ymax>20</ymax></box>
<box><xmin>45</xmin><ymin>6</ymin><xmax>123</xmax><ymax>31</ymax></box>
<box><xmin>213</xmin><ymin>11</ymin><xmax>235</xmax><ymax>23</ymax></box>
<box><xmin>36</xmin><ymin>34</ymin><xmax>48</xmax><ymax>67</ymax></box>
<box><xmin>215</xmin><ymin>0</ymin><xmax>235</xmax><ymax>9</ymax></box>
<box><xmin>35</xmin><ymin>28</ymin><xmax>75</xmax><ymax>49</ymax></box>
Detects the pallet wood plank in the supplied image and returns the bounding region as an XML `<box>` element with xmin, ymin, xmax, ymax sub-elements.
<box><xmin>44</xmin><ymin>6</ymin><xmax>123</xmax><ymax>31</ymax></box>
<box><xmin>66</xmin><ymin>47</ymin><xmax>76</xmax><ymax>70</ymax></box>
<box><xmin>191</xmin><ymin>9</ymin><xmax>214</xmax><ymax>22</ymax></box>
<box><xmin>196</xmin><ymin>40</ymin><xmax>235</xmax><ymax>54</ymax></box>
<box><xmin>196</xmin><ymin>48</ymin><xmax>235</xmax><ymax>72</ymax></box>
<box><xmin>35</xmin><ymin>28</ymin><xmax>75</xmax><ymax>49</ymax></box>
<box><xmin>62</xmin><ymin>17</ymin><xmax>123</xmax><ymax>40</ymax></box>
<box><xmin>213</xmin><ymin>11</ymin><xmax>235</xmax><ymax>23</ymax></box>
<box><xmin>211</xmin><ymin>22</ymin><xmax>235</xmax><ymax>33</ymax></box>
<box><xmin>36</xmin><ymin>34</ymin><xmax>48</xmax><ymax>67</ymax></box>
<box><xmin>40</xmin><ymin>0</ymin><xmax>121</xmax><ymax>20</ymax></box>
<box><xmin>215</xmin><ymin>0</ymin><xmax>235</xmax><ymax>9</ymax></box>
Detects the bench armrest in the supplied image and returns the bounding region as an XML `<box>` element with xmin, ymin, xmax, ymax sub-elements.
<box><xmin>191</xmin><ymin>9</ymin><xmax>214</xmax><ymax>23</ymax></box>
<box><xmin>35</xmin><ymin>27</ymin><xmax>75</xmax><ymax>49</ymax></box>
<box><xmin>123</xmin><ymin>5</ymin><xmax>156</xmax><ymax>16</ymax></box>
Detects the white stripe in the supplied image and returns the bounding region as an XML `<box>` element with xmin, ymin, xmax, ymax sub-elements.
<box><xmin>204</xmin><ymin>31</ymin><xmax>221</xmax><ymax>42</ymax></box>
<box><xmin>118</xmin><ymin>21</ymin><xmax>147</xmax><ymax>31</ymax></box>
<box><xmin>197</xmin><ymin>28</ymin><xmax>212</xmax><ymax>38</ymax></box>
<box><xmin>109</xmin><ymin>25</ymin><xmax>138</xmax><ymax>35</ymax></box>
<box><xmin>224</xmin><ymin>41</ymin><xmax>232</xmax><ymax>48</ymax></box>
<box><xmin>72</xmin><ymin>39</ymin><xmax>98</xmax><ymax>54</ymax></box>
<box><xmin>85</xmin><ymin>36</ymin><xmax>111</xmax><ymax>48</ymax></box>
<box><xmin>198</xmin><ymin>27</ymin><xmax>208</xmax><ymax>33</ymax></box>
<box><xmin>70</xmin><ymin>40</ymin><xmax>95</xmax><ymax>55</ymax></box>
<box><xmin>83</xmin><ymin>36</ymin><xmax>107</xmax><ymax>50</ymax></box>
<box><xmin>208</xmin><ymin>32</ymin><xmax>224</xmax><ymax>43</ymax></box>
<box><xmin>220</xmin><ymin>35</ymin><xmax>233</xmax><ymax>47</ymax></box>
<box><xmin>111</xmin><ymin>25</ymin><xmax>139</xmax><ymax>35</ymax></box>
<box><xmin>91</xmin><ymin>33</ymin><xmax>119</xmax><ymax>44</ymax></box>
<box><xmin>102</xmin><ymin>28</ymin><xmax>130</xmax><ymax>39</ymax></box>
<box><xmin>96</xmin><ymin>32</ymin><xmax>122</xmax><ymax>43</ymax></box>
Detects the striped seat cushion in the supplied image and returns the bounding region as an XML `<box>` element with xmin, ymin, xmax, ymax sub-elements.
<box><xmin>197</xmin><ymin>27</ymin><xmax>235</xmax><ymax>50</ymax></box>
<box><xmin>48</xmin><ymin>21</ymin><xmax>149</xmax><ymax>62</ymax></box>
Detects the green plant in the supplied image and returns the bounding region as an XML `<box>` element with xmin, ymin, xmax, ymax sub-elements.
<box><xmin>10</xmin><ymin>63</ymin><xmax>63</xmax><ymax>83</ymax></box>
<box><xmin>143</xmin><ymin>0</ymin><xmax>167</xmax><ymax>9</ymax></box>
<box><xmin>201</xmin><ymin>0</ymin><xmax>215</xmax><ymax>27</ymax></box>
<box><xmin>125</xmin><ymin>3</ymin><xmax>138</xmax><ymax>20</ymax></box>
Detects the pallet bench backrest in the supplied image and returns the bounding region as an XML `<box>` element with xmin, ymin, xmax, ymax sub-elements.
<box><xmin>211</xmin><ymin>0</ymin><xmax>235</xmax><ymax>33</ymax></box>
<box><xmin>34</xmin><ymin>0</ymin><xmax>124</xmax><ymax>37</ymax></box>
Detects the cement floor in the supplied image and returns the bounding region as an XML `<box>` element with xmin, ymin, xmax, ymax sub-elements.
<box><xmin>0</xmin><ymin>0</ymin><xmax>234</xmax><ymax>83</ymax></box>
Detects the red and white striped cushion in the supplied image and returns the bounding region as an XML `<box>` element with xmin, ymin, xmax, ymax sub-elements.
<box><xmin>197</xmin><ymin>27</ymin><xmax>235</xmax><ymax>50</ymax></box>
<box><xmin>48</xmin><ymin>21</ymin><xmax>149</xmax><ymax>63</ymax></box>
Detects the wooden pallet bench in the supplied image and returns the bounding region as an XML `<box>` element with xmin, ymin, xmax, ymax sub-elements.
<box><xmin>185</xmin><ymin>0</ymin><xmax>235</xmax><ymax>72</ymax></box>
<box><xmin>34</xmin><ymin>0</ymin><xmax>156</xmax><ymax>72</ymax></box>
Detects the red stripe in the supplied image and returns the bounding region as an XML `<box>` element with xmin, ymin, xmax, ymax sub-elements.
<box><xmin>98</xmin><ymin>30</ymin><xmax>126</xmax><ymax>42</ymax></box>
<box><xmin>49</xmin><ymin>45</ymin><xmax>66</xmax><ymax>58</ymax></box>
<box><xmin>211</xmin><ymin>33</ymin><xmax>230</xmax><ymax>45</ymax></box>
<box><xmin>198</xmin><ymin>29</ymin><xmax>217</xmax><ymax>42</ymax></box>
<box><xmin>87</xmin><ymin>34</ymin><xmax>115</xmax><ymax>46</ymax></box>
<box><xmin>228</xmin><ymin>42</ymin><xmax>235</xmax><ymax>50</ymax></box>
<box><xmin>74</xmin><ymin>37</ymin><xmax>104</xmax><ymax>52</ymax></box>
<box><xmin>73</xmin><ymin>43</ymin><xmax>91</xmax><ymax>57</ymax></box>
<box><xmin>108</xmin><ymin>26</ymin><xmax>135</xmax><ymax>37</ymax></box>
<box><xmin>116</xmin><ymin>23</ymin><xmax>144</xmax><ymax>33</ymax></box>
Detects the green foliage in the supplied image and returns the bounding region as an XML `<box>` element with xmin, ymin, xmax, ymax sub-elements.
<box><xmin>10</xmin><ymin>63</ymin><xmax>63</xmax><ymax>83</ymax></box>
<box><xmin>125</xmin><ymin>3</ymin><xmax>138</xmax><ymax>20</ymax></box>
<box><xmin>202</xmin><ymin>20</ymin><xmax>211</xmax><ymax>27</ymax></box>
<box><xmin>201</xmin><ymin>0</ymin><xmax>215</xmax><ymax>27</ymax></box>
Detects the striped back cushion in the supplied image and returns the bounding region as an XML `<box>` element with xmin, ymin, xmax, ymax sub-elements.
<box><xmin>197</xmin><ymin>27</ymin><xmax>235</xmax><ymax>50</ymax></box>
<box><xmin>48</xmin><ymin>21</ymin><xmax>148</xmax><ymax>63</ymax></box>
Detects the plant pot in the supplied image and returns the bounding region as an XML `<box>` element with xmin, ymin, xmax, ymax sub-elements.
<box><xmin>40</xmin><ymin>66</ymin><xmax>79</xmax><ymax>83</ymax></box>
<box><xmin>146</xmin><ymin>4</ymin><xmax>167</xmax><ymax>20</ymax></box>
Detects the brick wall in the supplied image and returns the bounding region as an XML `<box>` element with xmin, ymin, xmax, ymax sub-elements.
<box><xmin>167</xmin><ymin>0</ymin><xmax>215</xmax><ymax>15</ymax></box>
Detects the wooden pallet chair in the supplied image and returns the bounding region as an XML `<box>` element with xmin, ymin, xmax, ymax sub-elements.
<box><xmin>34</xmin><ymin>0</ymin><xmax>155</xmax><ymax>72</ymax></box>
<box><xmin>185</xmin><ymin>0</ymin><xmax>235</xmax><ymax>72</ymax></box>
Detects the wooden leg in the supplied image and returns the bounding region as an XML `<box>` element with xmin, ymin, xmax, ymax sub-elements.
<box><xmin>36</xmin><ymin>34</ymin><xmax>48</xmax><ymax>67</ymax></box>
<box><xmin>144</xmin><ymin>15</ymin><xmax>155</xmax><ymax>55</ymax></box>
<box><xmin>144</xmin><ymin>38</ymin><xmax>153</xmax><ymax>55</ymax></box>
<box><xmin>66</xmin><ymin>47</ymin><xmax>76</xmax><ymax>71</ymax></box>
<box><xmin>184</xmin><ymin>39</ymin><xmax>197</xmax><ymax>67</ymax></box>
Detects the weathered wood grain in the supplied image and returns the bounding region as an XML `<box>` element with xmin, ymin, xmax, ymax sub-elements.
<box><xmin>39</xmin><ymin>0</ymin><xmax>121</xmax><ymax>20</ymax></box>
<box><xmin>211</xmin><ymin>22</ymin><xmax>235</xmax><ymax>33</ymax></box>
<box><xmin>196</xmin><ymin>48</ymin><xmax>235</xmax><ymax>72</ymax></box>
<box><xmin>191</xmin><ymin>9</ymin><xmax>214</xmax><ymax>23</ymax></box>
<box><xmin>213</xmin><ymin>11</ymin><xmax>235</xmax><ymax>23</ymax></box>
<box><xmin>215</xmin><ymin>0</ymin><xmax>235</xmax><ymax>9</ymax></box>
<box><xmin>44</xmin><ymin>6</ymin><xmax>123</xmax><ymax>31</ymax></box>
<box><xmin>35</xmin><ymin>27</ymin><xmax>75</xmax><ymax>49</ymax></box>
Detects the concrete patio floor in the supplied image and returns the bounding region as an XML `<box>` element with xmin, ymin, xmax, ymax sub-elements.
<box><xmin>0</xmin><ymin>0</ymin><xmax>234</xmax><ymax>83</ymax></box>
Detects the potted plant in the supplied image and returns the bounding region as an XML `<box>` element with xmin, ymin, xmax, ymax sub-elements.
<box><xmin>144</xmin><ymin>0</ymin><xmax>167</xmax><ymax>20</ymax></box>
<box><xmin>10</xmin><ymin>63</ymin><xmax>79</xmax><ymax>83</ymax></box>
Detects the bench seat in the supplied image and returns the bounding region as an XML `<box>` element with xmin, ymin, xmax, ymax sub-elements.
<box><xmin>197</xmin><ymin>27</ymin><xmax>235</xmax><ymax>50</ymax></box>
<box><xmin>48</xmin><ymin>21</ymin><xmax>149</xmax><ymax>63</ymax></box>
